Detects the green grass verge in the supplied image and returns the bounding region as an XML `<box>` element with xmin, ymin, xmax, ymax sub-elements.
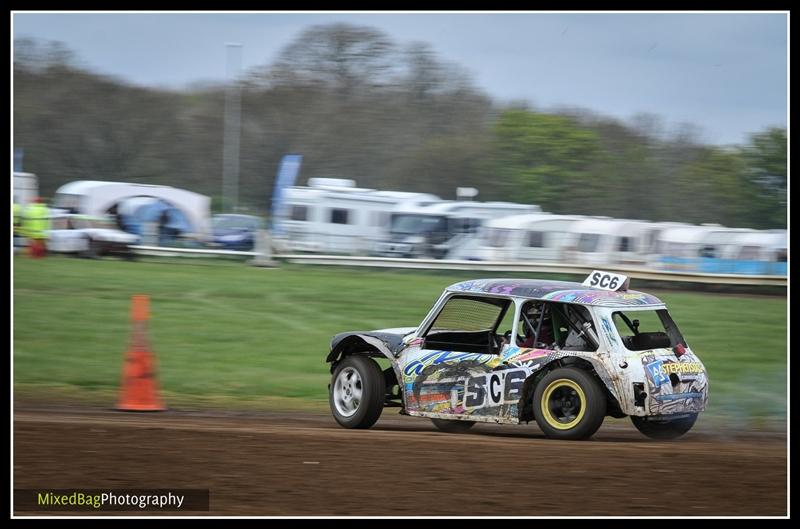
<box><xmin>13</xmin><ymin>256</ymin><xmax>787</xmax><ymax>427</ymax></box>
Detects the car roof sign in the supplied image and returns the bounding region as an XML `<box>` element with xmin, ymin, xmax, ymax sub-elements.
<box><xmin>582</xmin><ymin>270</ymin><xmax>630</xmax><ymax>292</ymax></box>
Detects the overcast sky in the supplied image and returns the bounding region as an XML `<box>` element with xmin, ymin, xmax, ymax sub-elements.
<box><xmin>12</xmin><ymin>11</ymin><xmax>788</xmax><ymax>146</ymax></box>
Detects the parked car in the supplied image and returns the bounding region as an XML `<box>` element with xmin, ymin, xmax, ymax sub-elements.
<box><xmin>47</xmin><ymin>213</ymin><xmax>140</xmax><ymax>259</ymax></box>
<box><xmin>209</xmin><ymin>214</ymin><xmax>264</xmax><ymax>251</ymax></box>
<box><xmin>326</xmin><ymin>270</ymin><xmax>708</xmax><ymax>440</ymax></box>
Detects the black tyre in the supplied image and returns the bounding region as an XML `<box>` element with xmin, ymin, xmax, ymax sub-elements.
<box><xmin>631</xmin><ymin>413</ymin><xmax>698</xmax><ymax>440</ymax></box>
<box><xmin>329</xmin><ymin>356</ymin><xmax>386</xmax><ymax>429</ymax></box>
<box><xmin>81</xmin><ymin>237</ymin><xmax>99</xmax><ymax>259</ymax></box>
<box><xmin>431</xmin><ymin>418</ymin><xmax>476</xmax><ymax>433</ymax></box>
<box><xmin>533</xmin><ymin>367</ymin><xmax>607</xmax><ymax>440</ymax></box>
<box><xmin>123</xmin><ymin>247</ymin><xmax>138</xmax><ymax>261</ymax></box>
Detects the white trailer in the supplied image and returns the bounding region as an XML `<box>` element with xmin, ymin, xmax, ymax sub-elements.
<box><xmin>52</xmin><ymin>180</ymin><xmax>212</xmax><ymax>242</ymax></box>
<box><xmin>375</xmin><ymin>200</ymin><xmax>541</xmax><ymax>259</ymax></box>
<box><xmin>650</xmin><ymin>224</ymin><xmax>726</xmax><ymax>271</ymax></box>
<box><xmin>637</xmin><ymin>221</ymin><xmax>694</xmax><ymax>265</ymax></box>
<box><xmin>564</xmin><ymin>218</ymin><xmax>654</xmax><ymax>266</ymax></box>
<box><xmin>466</xmin><ymin>213</ymin><xmax>587</xmax><ymax>262</ymax></box>
<box><xmin>272</xmin><ymin>178</ymin><xmax>440</xmax><ymax>255</ymax></box>
<box><xmin>698</xmin><ymin>227</ymin><xmax>759</xmax><ymax>259</ymax></box>
<box><xmin>701</xmin><ymin>228</ymin><xmax>787</xmax><ymax>275</ymax></box>
<box><xmin>730</xmin><ymin>229</ymin><xmax>787</xmax><ymax>262</ymax></box>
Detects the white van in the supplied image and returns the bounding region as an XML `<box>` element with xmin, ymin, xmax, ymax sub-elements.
<box><xmin>375</xmin><ymin>200</ymin><xmax>541</xmax><ymax>259</ymax></box>
<box><xmin>273</xmin><ymin>178</ymin><xmax>440</xmax><ymax>255</ymax></box>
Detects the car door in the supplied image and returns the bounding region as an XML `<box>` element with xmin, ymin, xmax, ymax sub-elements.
<box><xmin>399</xmin><ymin>294</ymin><xmax>523</xmax><ymax>421</ymax></box>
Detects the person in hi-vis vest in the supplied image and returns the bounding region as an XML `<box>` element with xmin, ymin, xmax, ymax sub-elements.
<box><xmin>22</xmin><ymin>197</ymin><xmax>50</xmax><ymax>258</ymax></box>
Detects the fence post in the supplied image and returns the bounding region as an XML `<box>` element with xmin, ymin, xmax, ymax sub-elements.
<box><xmin>250</xmin><ymin>229</ymin><xmax>276</xmax><ymax>267</ymax></box>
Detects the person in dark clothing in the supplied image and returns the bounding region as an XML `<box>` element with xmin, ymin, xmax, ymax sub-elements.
<box><xmin>158</xmin><ymin>209</ymin><xmax>171</xmax><ymax>246</ymax></box>
<box><xmin>519</xmin><ymin>302</ymin><xmax>555</xmax><ymax>349</ymax></box>
<box><xmin>108</xmin><ymin>204</ymin><xmax>127</xmax><ymax>232</ymax></box>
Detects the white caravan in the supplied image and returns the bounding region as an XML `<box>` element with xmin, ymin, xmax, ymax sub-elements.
<box><xmin>698</xmin><ymin>227</ymin><xmax>759</xmax><ymax>259</ymax></box>
<box><xmin>700</xmin><ymin>228</ymin><xmax>787</xmax><ymax>275</ymax></box>
<box><xmin>51</xmin><ymin>180</ymin><xmax>212</xmax><ymax>242</ymax></box>
<box><xmin>729</xmin><ymin>230</ymin><xmax>787</xmax><ymax>275</ymax></box>
<box><xmin>637</xmin><ymin>221</ymin><xmax>693</xmax><ymax>263</ymax></box>
<box><xmin>730</xmin><ymin>230</ymin><xmax>787</xmax><ymax>262</ymax></box>
<box><xmin>564</xmin><ymin>218</ymin><xmax>653</xmax><ymax>266</ymax></box>
<box><xmin>650</xmin><ymin>224</ymin><xmax>726</xmax><ymax>271</ymax></box>
<box><xmin>374</xmin><ymin>200</ymin><xmax>541</xmax><ymax>259</ymax></box>
<box><xmin>272</xmin><ymin>178</ymin><xmax>440</xmax><ymax>255</ymax></box>
<box><xmin>467</xmin><ymin>213</ymin><xmax>587</xmax><ymax>262</ymax></box>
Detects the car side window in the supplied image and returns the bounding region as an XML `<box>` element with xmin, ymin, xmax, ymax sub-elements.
<box><xmin>517</xmin><ymin>302</ymin><xmax>598</xmax><ymax>352</ymax></box>
<box><xmin>424</xmin><ymin>295</ymin><xmax>510</xmax><ymax>355</ymax></box>
<box><xmin>516</xmin><ymin>301</ymin><xmax>558</xmax><ymax>350</ymax></box>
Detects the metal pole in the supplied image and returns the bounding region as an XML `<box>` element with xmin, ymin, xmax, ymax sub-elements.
<box><xmin>223</xmin><ymin>43</ymin><xmax>243</xmax><ymax>213</ymax></box>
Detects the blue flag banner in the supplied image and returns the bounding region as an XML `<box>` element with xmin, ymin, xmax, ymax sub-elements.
<box><xmin>270</xmin><ymin>154</ymin><xmax>303</xmax><ymax>234</ymax></box>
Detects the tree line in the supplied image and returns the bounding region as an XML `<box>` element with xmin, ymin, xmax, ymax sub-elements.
<box><xmin>13</xmin><ymin>24</ymin><xmax>786</xmax><ymax>229</ymax></box>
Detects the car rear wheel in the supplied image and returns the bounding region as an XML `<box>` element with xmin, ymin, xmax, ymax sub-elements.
<box><xmin>631</xmin><ymin>413</ymin><xmax>698</xmax><ymax>440</ymax></box>
<box><xmin>329</xmin><ymin>356</ymin><xmax>385</xmax><ymax>429</ymax></box>
<box><xmin>431</xmin><ymin>418</ymin><xmax>476</xmax><ymax>433</ymax></box>
<box><xmin>533</xmin><ymin>367</ymin><xmax>607</xmax><ymax>440</ymax></box>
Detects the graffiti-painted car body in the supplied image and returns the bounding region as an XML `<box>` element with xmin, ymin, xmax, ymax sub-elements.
<box><xmin>327</xmin><ymin>272</ymin><xmax>708</xmax><ymax>440</ymax></box>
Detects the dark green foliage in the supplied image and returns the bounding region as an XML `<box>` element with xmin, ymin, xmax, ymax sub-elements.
<box><xmin>13</xmin><ymin>29</ymin><xmax>786</xmax><ymax>228</ymax></box>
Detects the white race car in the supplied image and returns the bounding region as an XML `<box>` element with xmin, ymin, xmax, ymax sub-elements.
<box><xmin>327</xmin><ymin>270</ymin><xmax>708</xmax><ymax>440</ymax></box>
<box><xmin>47</xmin><ymin>213</ymin><xmax>141</xmax><ymax>259</ymax></box>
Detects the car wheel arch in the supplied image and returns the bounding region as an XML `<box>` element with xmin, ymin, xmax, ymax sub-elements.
<box><xmin>327</xmin><ymin>335</ymin><xmax>386</xmax><ymax>366</ymax></box>
<box><xmin>517</xmin><ymin>356</ymin><xmax>622</xmax><ymax>422</ymax></box>
<box><xmin>327</xmin><ymin>334</ymin><xmax>403</xmax><ymax>401</ymax></box>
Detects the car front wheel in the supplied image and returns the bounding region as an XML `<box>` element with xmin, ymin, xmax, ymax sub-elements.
<box><xmin>631</xmin><ymin>413</ymin><xmax>698</xmax><ymax>440</ymax></box>
<box><xmin>329</xmin><ymin>355</ymin><xmax>385</xmax><ymax>429</ymax></box>
<box><xmin>533</xmin><ymin>367</ymin><xmax>607</xmax><ymax>440</ymax></box>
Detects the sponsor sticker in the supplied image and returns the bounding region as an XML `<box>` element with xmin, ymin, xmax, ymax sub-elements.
<box><xmin>646</xmin><ymin>360</ymin><xmax>703</xmax><ymax>386</ymax></box>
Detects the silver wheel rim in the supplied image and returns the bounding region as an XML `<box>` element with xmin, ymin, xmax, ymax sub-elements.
<box><xmin>333</xmin><ymin>367</ymin><xmax>363</xmax><ymax>417</ymax></box>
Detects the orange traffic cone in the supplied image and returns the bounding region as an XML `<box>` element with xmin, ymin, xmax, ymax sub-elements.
<box><xmin>116</xmin><ymin>294</ymin><xmax>166</xmax><ymax>411</ymax></box>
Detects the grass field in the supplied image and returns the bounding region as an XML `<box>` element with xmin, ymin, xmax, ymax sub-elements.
<box><xmin>13</xmin><ymin>255</ymin><xmax>788</xmax><ymax>427</ymax></box>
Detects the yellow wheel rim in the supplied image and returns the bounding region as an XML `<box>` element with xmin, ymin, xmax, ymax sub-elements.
<box><xmin>540</xmin><ymin>379</ymin><xmax>586</xmax><ymax>430</ymax></box>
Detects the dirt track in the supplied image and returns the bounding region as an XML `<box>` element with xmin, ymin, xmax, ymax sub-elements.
<box><xmin>13</xmin><ymin>404</ymin><xmax>787</xmax><ymax>516</ymax></box>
